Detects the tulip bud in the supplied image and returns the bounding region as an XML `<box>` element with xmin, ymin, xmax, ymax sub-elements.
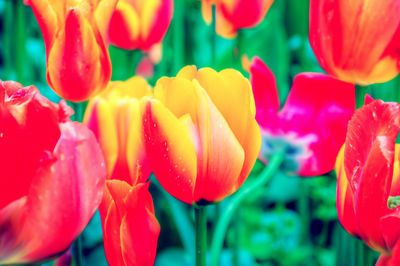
<box><xmin>26</xmin><ymin>0</ymin><xmax>118</xmax><ymax>101</ymax></box>
<box><xmin>109</xmin><ymin>0</ymin><xmax>173</xmax><ymax>51</ymax></box>
<box><xmin>201</xmin><ymin>0</ymin><xmax>274</xmax><ymax>38</ymax></box>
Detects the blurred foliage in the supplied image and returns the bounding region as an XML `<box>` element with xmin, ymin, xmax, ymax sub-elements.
<box><xmin>0</xmin><ymin>0</ymin><xmax>396</xmax><ymax>265</ymax></box>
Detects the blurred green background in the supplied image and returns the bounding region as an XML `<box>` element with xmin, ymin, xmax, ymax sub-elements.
<box><xmin>2</xmin><ymin>0</ymin><xmax>399</xmax><ymax>265</ymax></box>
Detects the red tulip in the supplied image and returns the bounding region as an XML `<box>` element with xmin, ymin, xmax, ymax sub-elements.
<box><xmin>25</xmin><ymin>0</ymin><xmax>117</xmax><ymax>101</ymax></box>
<box><xmin>201</xmin><ymin>0</ymin><xmax>274</xmax><ymax>38</ymax></box>
<box><xmin>309</xmin><ymin>0</ymin><xmax>400</xmax><ymax>85</ymax></box>
<box><xmin>109</xmin><ymin>0</ymin><xmax>173</xmax><ymax>51</ymax></box>
<box><xmin>142</xmin><ymin>66</ymin><xmax>261</xmax><ymax>205</ymax></box>
<box><xmin>0</xmin><ymin>81</ymin><xmax>106</xmax><ymax>264</ymax></box>
<box><xmin>101</xmin><ymin>180</ymin><xmax>160</xmax><ymax>266</ymax></box>
<box><xmin>336</xmin><ymin>97</ymin><xmax>400</xmax><ymax>265</ymax></box>
<box><xmin>250</xmin><ymin>56</ymin><xmax>355</xmax><ymax>176</ymax></box>
<box><xmin>84</xmin><ymin>78</ymin><xmax>160</xmax><ymax>266</ymax></box>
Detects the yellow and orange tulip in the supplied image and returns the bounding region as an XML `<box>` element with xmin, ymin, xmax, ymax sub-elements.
<box><xmin>25</xmin><ymin>0</ymin><xmax>117</xmax><ymax>101</ymax></box>
<box><xmin>142</xmin><ymin>66</ymin><xmax>261</xmax><ymax>205</ymax></box>
<box><xmin>84</xmin><ymin>77</ymin><xmax>160</xmax><ymax>266</ymax></box>
<box><xmin>109</xmin><ymin>0</ymin><xmax>173</xmax><ymax>51</ymax></box>
<box><xmin>201</xmin><ymin>0</ymin><xmax>274</xmax><ymax>38</ymax></box>
<box><xmin>309</xmin><ymin>0</ymin><xmax>400</xmax><ymax>85</ymax></box>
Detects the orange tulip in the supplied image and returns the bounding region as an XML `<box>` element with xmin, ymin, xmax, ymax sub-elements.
<box><xmin>84</xmin><ymin>77</ymin><xmax>160</xmax><ymax>265</ymax></box>
<box><xmin>109</xmin><ymin>0</ymin><xmax>174</xmax><ymax>51</ymax></box>
<box><xmin>0</xmin><ymin>80</ymin><xmax>106</xmax><ymax>264</ymax></box>
<box><xmin>25</xmin><ymin>0</ymin><xmax>117</xmax><ymax>101</ymax></box>
<box><xmin>201</xmin><ymin>0</ymin><xmax>274</xmax><ymax>38</ymax></box>
<box><xmin>309</xmin><ymin>0</ymin><xmax>400</xmax><ymax>85</ymax></box>
<box><xmin>142</xmin><ymin>66</ymin><xmax>261</xmax><ymax>205</ymax></box>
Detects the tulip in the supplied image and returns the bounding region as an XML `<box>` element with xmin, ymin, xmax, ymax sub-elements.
<box><xmin>336</xmin><ymin>97</ymin><xmax>400</xmax><ymax>265</ymax></box>
<box><xmin>25</xmin><ymin>0</ymin><xmax>117</xmax><ymax>101</ymax></box>
<box><xmin>0</xmin><ymin>80</ymin><xmax>106</xmax><ymax>264</ymax></box>
<box><xmin>142</xmin><ymin>66</ymin><xmax>261</xmax><ymax>205</ymax></box>
<box><xmin>109</xmin><ymin>0</ymin><xmax>173</xmax><ymax>51</ymax></box>
<box><xmin>84</xmin><ymin>77</ymin><xmax>160</xmax><ymax>265</ymax></box>
<box><xmin>309</xmin><ymin>0</ymin><xmax>400</xmax><ymax>85</ymax></box>
<box><xmin>250</xmin><ymin>56</ymin><xmax>355</xmax><ymax>176</ymax></box>
<box><xmin>201</xmin><ymin>0</ymin><xmax>274</xmax><ymax>38</ymax></box>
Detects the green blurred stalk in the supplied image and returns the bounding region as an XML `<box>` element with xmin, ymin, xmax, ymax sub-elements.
<box><xmin>299</xmin><ymin>178</ymin><xmax>312</xmax><ymax>264</ymax></box>
<box><xmin>15</xmin><ymin>0</ymin><xmax>26</xmax><ymax>83</ymax></box>
<box><xmin>173</xmin><ymin>0</ymin><xmax>184</xmax><ymax>74</ymax></box>
<box><xmin>357</xmin><ymin>241</ymin><xmax>373</xmax><ymax>266</ymax></box>
<box><xmin>210</xmin><ymin>6</ymin><xmax>217</xmax><ymax>68</ymax></box>
<box><xmin>355</xmin><ymin>85</ymin><xmax>368</xmax><ymax>109</ymax></box>
<box><xmin>153</xmin><ymin>177</ymin><xmax>195</xmax><ymax>261</ymax></box>
<box><xmin>210</xmin><ymin>153</ymin><xmax>284</xmax><ymax>266</ymax></box>
<box><xmin>195</xmin><ymin>206</ymin><xmax>207</xmax><ymax>266</ymax></box>
<box><xmin>73</xmin><ymin>235</ymin><xmax>84</xmax><ymax>266</ymax></box>
<box><xmin>4</xmin><ymin>0</ymin><xmax>13</xmax><ymax>79</ymax></box>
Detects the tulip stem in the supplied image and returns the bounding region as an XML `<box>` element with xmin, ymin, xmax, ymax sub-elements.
<box><xmin>4</xmin><ymin>0</ymin><xmax>12</xmax><ymax>79</ymax></box>
<box><xmin>210</xmin><ymin>153</ymin><xmax>284</xmax><ymax>266</ymax></box>
<box><xmin>195</xmin><ymin>206</ymin><xmax>207</xmax><ymax>266</ymax></box>
<box><xmin>355</xmin><ymin>85</ymin><xmax>368</xmax><ymax>108</ymax></box>
<box><xmin>73</xmin><ymin>235</ymin><xmax>84</xmax><ymax>266</ymax></box>
<box><xmin>211</xmin><ymin>5</ymin><xmax>217</xmax><ymax>68</ymax></box>
<box><xmin>15</xmin><ymin>0</ymin><xmax>26</xmax><ymax>83</ymax></box>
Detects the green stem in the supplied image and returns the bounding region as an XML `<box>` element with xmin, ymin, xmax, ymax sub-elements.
<box><xmin>210</xmin><ymin>5</ymin><xmax>217</xmax><ymax>68</ymax></box>
<box><xmin>360</xmin><ymin>241</ymin><xmax>373</xmax><ymax>266</ymax></box>
<box><xmin>15</xmin><ymin>0</ymin><xmax>26</xmax><ymax>83</ymax></box>
<box><xmin>210</xmin><ymin>153</ymin><xmax>284</xmax><ymax>266</ymax></box>
<box><xmin>173</xmin><ymin>0</ymin><xmax>184</xmax><ymax>74</ymax></box>
<box><xmin>4</xmin><ymin>0</ymin><xmax>13</xmax><ymax>79</ymax></box>
<box><xmin>153</xmin><ymin>177</ymin><xmax>195</xmax><ymax>261</ymax></box>
<box><xmin>195</xmin><ymin>206</ymin><xmax>207</xmax><ymax>266</ymax></box>
<box><xmin>73</xmin><ymin>235</ymin><xmax>84</xmax><ymax>266</ymax></box>
<box><xmin>355</xmin><ymin>85</ymin><xmax>368</xmax><ymax>109</ymax></box>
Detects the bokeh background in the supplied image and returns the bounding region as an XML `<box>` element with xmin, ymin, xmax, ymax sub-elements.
<box><xmin>1</xmin><ymin>0</ymin><xmax>399</xmax><ymax>265</ymax></box>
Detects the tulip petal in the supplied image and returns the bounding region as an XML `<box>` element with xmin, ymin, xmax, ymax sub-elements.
<box><xmin>141</xmin><ymin>0</ymin><xmax>173</xmax><ymax>51</ymax></box>
<box><xmin>249</xmin><ymin>56</ymin><xmax>280</xmax><ymax>124</ymax></box>
<box><xmin>109</xmin><ymin>2</ymin><xmax>140</xmax><ymax>49</ymax></box>
<box><xmin>0</xmin><ymin>197</ymin><xmax>26</xmax><ymax>264</ymax></box>
<box><xmin>191</xmin><ymin>81</ymin><xmax>245</xmax><ymax>203</ymax></box>
<box><xmin>344</xmin><ymin>100</ymin><xmax>400</xmax><ymax>249</ymax></box>
<box><xmin>25</xmin><ymin>0</ymin><xmax>58</xmax><ymax>53</ymax></box>
<box><xmin>336</xmin><ymin>145</ymin><xmax>360</xmax><ymax>238</ymax></box>
<box><xmin>381</xmin><ymin>208</ymin><xmax>400</xmax><ymax>253</ymax></box>
<box><xmin>0</xmin><ymin>87</ymin><xmax>61</xmax><ymax>209</ymax></box>
<box><xmin>276</xmin><ymin>73</ymin><xmax>355</xmax><ymax>176</ymax></box>
<box><xmin>120</xmin><ymin>182</ymin><xmax>160</xmax><ymax>265</ymax></box>
<box><xmin>102</xmin><ymin>179</ymin><xmax>133</xmax><ymax>266</ymax></box>
<box><xmin>143</xmin><ymin>99</ymin><xmax>197</xmax><ymax>204</ymax></box>
<box><xmin>84</xmin><ymin>98</ymin><xmax>119</xmax><ymax>178</ymax></box>
<box><xmin>196</xmin><ymin>68</ymin><xmax>260</xmax><ymax>188</ymax></box>
<box><xmin>18</xmin><ymin>122</ymin><xmax>106</xmax><ymax>261</ymax></box>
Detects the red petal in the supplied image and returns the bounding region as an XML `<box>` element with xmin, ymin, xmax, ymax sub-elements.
<box><xmin>120</xmin><ymin>183</ymin><xmax>160</xmax><ymax>265</ymax></box>
<box><xmin>336</xmin><ymin>146</ymin><xmax>360</xmax><ymax>238</ymax></box>
<box><xmin>0</xmin><ymin>84</ymin><xmax>61</xmax><ymax>209</ymax></box>
<box><xmin>263</xmin><ymin>73</ymin><xmax>355</xmax><ymax>176</ymax></box>
<box><xmin>18</xmin><ymin>122</ymin><xmax>106</xmax><ymax>261</ymax></box>
<box><xmin>249</xmin><ymin>56</ymin><xmax>280</xmax><ymax>126</ymax></box>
